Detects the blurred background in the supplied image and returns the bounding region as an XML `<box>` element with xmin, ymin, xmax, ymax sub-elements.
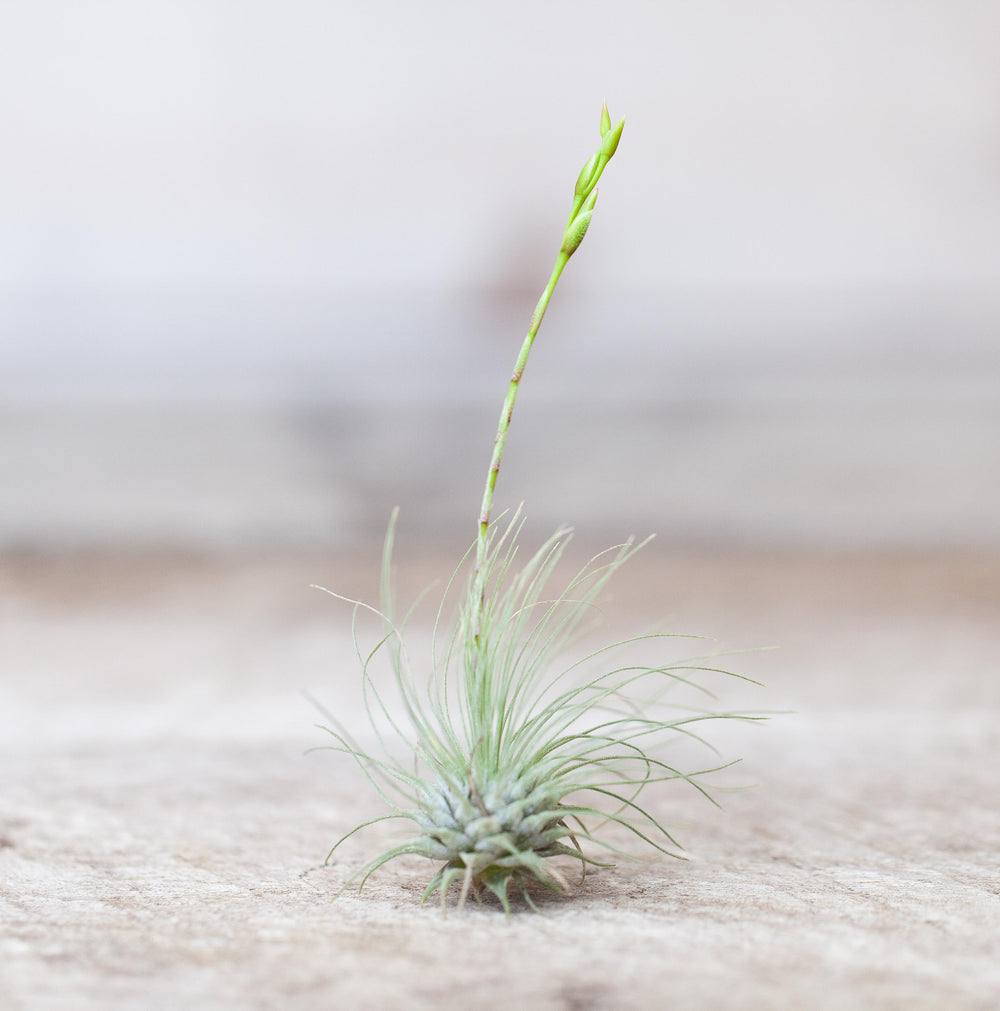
<box><xmin>4</xmin><ymin>12</ymin><xmax>999</xmax><ymax>1002</ymax></box>
<box><xmin>3</xmin><ymin>0</ymin><xmax>998</xmax><ymax>553</ymax></box>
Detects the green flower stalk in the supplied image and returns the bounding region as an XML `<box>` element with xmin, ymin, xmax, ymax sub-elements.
<box><xmin>471</xmin><ymin>104</ymin><xmax>620</xmax><ymax>648</ymax></box>
<box><xmin>316</xmin><ymin>104</ymin><xmax>761</xmax><ymax>913</ymax></box>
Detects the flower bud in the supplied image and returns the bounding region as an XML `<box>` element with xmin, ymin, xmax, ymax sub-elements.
<box><xmin>560</xmin><ymin>210</ymin><xmax>593</xmax><ymax>257</ymax></box>
<box><xmin>600</xmin><ymin>117</ymin><xmax>625</xmax><ymax>159</ymax></box>
<box><xmin>600</xmin><ymin>102</ymin><xmax>612</xmax><ymax>137</ymax></box>
<box><xmin>574</xmin><ymin>152</ymin><xmax>599</xmax><ymax>197</ymax></box>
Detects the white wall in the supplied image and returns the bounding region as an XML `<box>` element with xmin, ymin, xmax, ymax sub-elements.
<box><xmin>2</xmin><ymin>2</ymin><xmax>999</xmax><ymax>548</ymax></box>
<box><xmin>3</xmin><ymin>0</ymin><xmax>999</xmax><ymax>400</ymax></box>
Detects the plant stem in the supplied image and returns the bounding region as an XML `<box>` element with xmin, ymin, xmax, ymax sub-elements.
<box><xmin>468</xmin><ymin>103</ymin><xmax>625</xmax><ymax>645</ymax></box>
<box><xmin>472</xmin><ymin>249</ymin><xmax>570</xmax><ymax>638</ymax></box>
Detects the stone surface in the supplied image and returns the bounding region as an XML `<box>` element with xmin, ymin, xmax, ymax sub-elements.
<box><xmin>2</xmin><ymin>549</ymin><xmax>999</xmax><ymax>1009</ymax></box>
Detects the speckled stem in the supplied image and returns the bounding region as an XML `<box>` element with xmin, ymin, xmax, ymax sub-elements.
<box><xmin>470</xmin><ymin>106</ymin><xmax>624</xmax><ymax>644</ymax></box>
<box><xmin>471</xmin><ymin>252</ymin><xmax>568</xmax><ymax>640</ymax></box>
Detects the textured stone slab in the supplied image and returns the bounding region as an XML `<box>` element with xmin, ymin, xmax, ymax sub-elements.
<box><xmin>2</xmin><ymin>551</ymin><xmax>998</xmax><ymax>1009</ymax></box>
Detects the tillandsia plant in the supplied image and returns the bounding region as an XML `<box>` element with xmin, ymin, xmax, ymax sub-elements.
<box><xmin>315</xmin><ymin>104</ymin><xmax>761</xmax><ymax>913</ymax></box>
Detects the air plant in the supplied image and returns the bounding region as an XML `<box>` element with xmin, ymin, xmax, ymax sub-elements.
<box><xmin>315</xmin><ymin>104</ymin><xmax>761</xmax><ymax>912</ymax></box>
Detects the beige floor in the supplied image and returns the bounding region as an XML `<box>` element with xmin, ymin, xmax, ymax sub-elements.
<box><xmin>2</xmin><ymin>548</ymin><xmax>999</xmax><ymax>1010</ymax></box>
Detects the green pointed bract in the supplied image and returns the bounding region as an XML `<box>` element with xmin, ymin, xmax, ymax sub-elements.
<box><xmin>600</xmin><ymin>117</ymin><xmax>625</xmax><ymax>160</ymax></box>
<box><xmin>561</xmin><ymin>209</ymin><xmax>593</xmax><ymax>257</ymax></box>
<box><xmin>321</xmin><ymin>104</ymin><xmax>762</xmax><ymax>912</ymax></box>
<box><xmin>600</xmin><ymin>101</ymin><xmax>612</xmax><ymax>137</ymax></box>
<box><xmin>574</xmin><ymin>152</ymin><xmax>600</xmax><ymax>197</ymax></box>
